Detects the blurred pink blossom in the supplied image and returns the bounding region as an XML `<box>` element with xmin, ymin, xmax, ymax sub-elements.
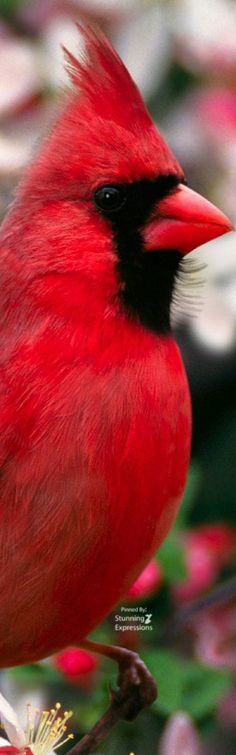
<box><xmin>218</xmin><ymin>686</ymin><xmax>236</xmax><ymax>729</ymax></box>
<box><xmin>19</xmin><ymin>0</ymin><xmax>136</xmax><ymax>33</ymax></box>
<box><xmin>169</xmin><ymin>0</ymin><xmax>236</xmax><ymax>75</ymax></box>
<box><xmin>172</xmin><ymin>524</ymin><xmax>236</xmax><ymax>604</ymax></box>
<box><xmin>53</xmin><ymin>646</ymin><xmax>98</xmax><ymax>680</ymax></box>
<box><xmin>194</xmin><ymin>602</ymin><xmax>236</xmax><ymax>670</ymax></box>
<box><xmin>0</xmin><ymin>36</ymin><xmax>42</xmax><ymax>120</ymax></box>
<box><xmin>193</xmin><ymin>88</ymin><xmax>236</xmax><ymax>137</ymax></box>
<box><xmin>159</xmin><ymin>712</ymin><xmax>202</xmax><ymax>755</ymax></box>
<box><xmin>126</xmin><ymin>559</ymin><xmax>162</xmax><ymax>600</ymax></box>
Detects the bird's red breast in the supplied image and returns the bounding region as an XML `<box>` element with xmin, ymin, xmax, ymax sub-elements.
<box><xmin>0</xmin><ymin>317</ymin><xmax>190</xmax><ymax>666</ymax></box>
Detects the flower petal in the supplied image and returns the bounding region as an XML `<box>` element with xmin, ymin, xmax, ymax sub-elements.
<box><xmin>0</xmin><ymin>743</ymin><xmax>19</xmax><ymax>754</ymax></box>
<box><xmin>0</xmin><ymin>736</ymin><xmax>20</xmax><ymax>753</ymax></box>
<box><xmin>0</xmin><ymin>694</ymin><xmax>26</xmax><ymax>749</ymax></box>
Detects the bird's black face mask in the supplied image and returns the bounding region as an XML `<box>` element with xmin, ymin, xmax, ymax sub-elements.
<box><xmin>94</xmin><ymin>174</ymin><xmax>181</xmax><ymax>335</ymax></box>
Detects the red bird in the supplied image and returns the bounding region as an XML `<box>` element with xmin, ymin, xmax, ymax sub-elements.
<box><xmin>0</xmin><ymin>25</ymin><xmax>233</xmax><ymax>745</ymax></box>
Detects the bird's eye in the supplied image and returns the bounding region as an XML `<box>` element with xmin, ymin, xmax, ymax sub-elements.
<box><xmin>94</xmin><ymin>185</ymin><xmax>126</xmax><ymax>213</ymax></box>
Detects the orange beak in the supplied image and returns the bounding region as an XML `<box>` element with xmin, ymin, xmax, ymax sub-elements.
<box><xmin>144</xmin><ymin>184</ymin><xmax>234</xmax><ymax>255</ymax></box>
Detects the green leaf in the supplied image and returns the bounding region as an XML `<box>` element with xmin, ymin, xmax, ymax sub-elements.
<box><xmin>74</xmin><ymin>701</ymin><xmax>106</xmax><ymax>731</ymax></box>
<box><xmin>0</xmin><ymin>0</ymin><xmax>22</xmax><ymax>18</ymax></box>
<box><xmin>142</xmin><ymin>650</ymin><xmax>183</xmax><ymax>714</ymax></box>
<box><xmin>175</xmin><ymin>463</ymin><xmax>202</xmax><ymax>529</ymax></box>
<box><xmin>180</xmin><ymin>661</ymin><xmax>231</xmax><ymax>719</ymax></box>
<box><xmin>157</xmin><ymin>532</ymin><xmax>187</xmax><ymax>583</ymax></box>
<box><xmin>9</xmin><ymin>662</ymin><xmax>61</xmax><ymax>684</ymax></box>
<box><xmin>142</xmin><ymin>650</ymin><xmax>231</xmax><ymax>720</ymax></box>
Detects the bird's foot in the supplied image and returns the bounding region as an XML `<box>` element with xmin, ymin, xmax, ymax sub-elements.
<box><xmin>68</xmin><ymin>643</ymin><xmax>157</xmax><ymax>754</ymax></box>
<box><xmin>109</xmin><ymin>649</ymin><xmax>157</xmax><ymax>721</ymax></box>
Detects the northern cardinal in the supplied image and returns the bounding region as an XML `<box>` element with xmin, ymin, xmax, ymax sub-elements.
<box><xmin>0</xmin><ymin>24</ymin><xmax>233</xmax><ymax>751</ymax></box>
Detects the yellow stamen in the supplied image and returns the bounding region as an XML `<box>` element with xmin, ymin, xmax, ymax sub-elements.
<box><xmin>56</xmin><ymin>734</ymin><xmax>74</xmax><ymax>749</ymax></box>
<box><xmin>24</xmin><ymin>702</ymin><xmax>74</xmax><ymax>755</ymax></box>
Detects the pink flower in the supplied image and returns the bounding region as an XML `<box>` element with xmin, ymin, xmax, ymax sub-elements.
<box><xmin>194</xmin><ymin>602</ymin><xmax>236</xmax><ymax>670</ymax></box>
<box><xmin>159</xmin><ymin>712</ymin><xmax>202</xmax><ymax>755</ymax></box>
<box><xmin>172</xmin><ymin>524</ymin><xmax>236</xmax><ymax>605</ymax></box>
<box><xmin>0</xmin><ymin>695</ymin><xmax>73</xmax><ymax>755</ymax></box>
<box><xmin>0</xmin><ymin>36</ymin><xmax>42</xmax><ymax>120</ymax></box>
<box><xmin>191</xmin><ymin>88</ymin><xmax>236</xmax><ymax>139</ymax></box>
<box><xmin>170</xmin><ymin>0</ymin><xmax>236</xmax><ymax>75</ymax></box>
<box><xmin>126</xmin><ymin>559</ymin><xmax>162</xmax><ymax>600</ymax></box>
<box><xmin>54</xmin><ymin>647</ymin><xmax>98</xmax><ymax>678</ymax></box>
<box><xmin>0</xmin><ymin>748</ymin><xmax>23</xmax><ymax>754</ymax></box>
<box><xmin>218</xmin><ymin>686</ymin><xmax>236</xmax><ymax>728</ymax></box>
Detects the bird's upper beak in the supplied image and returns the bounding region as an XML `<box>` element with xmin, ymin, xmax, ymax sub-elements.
<box><xmin>143</xmin><ymin>183</ymin><xmax>234</xmax><ymax>255</ymax></box>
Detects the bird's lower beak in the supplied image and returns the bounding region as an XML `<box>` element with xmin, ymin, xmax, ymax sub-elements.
<box><xmin>143</xmin><ymin>183</ymin><xmax>234</xmax><ymax>255</ymax></box>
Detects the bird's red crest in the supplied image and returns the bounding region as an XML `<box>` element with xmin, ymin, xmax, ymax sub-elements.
<box><xmin>18</xmin><ymin>25</ymin><xmax>181</xmax><ymax>200</ymax></box>
<box><xmin>63</xmin><ymin>24</ymin><xmax>152</xmax><ymax>133</ymax></box>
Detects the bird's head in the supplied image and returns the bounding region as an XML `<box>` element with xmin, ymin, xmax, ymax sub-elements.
<box><xmin>8</xmin><ymin>26</ymin><xmax>233</xmax><ymax>333</ymax></box>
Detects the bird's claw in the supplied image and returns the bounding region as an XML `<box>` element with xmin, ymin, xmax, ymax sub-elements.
<box><xmin>68</xmin><ymin>648</ymin><xmax>157</xmax><ymax>753</ymax></box>
<box><xmin>109</xmin><ymin>651</ymin><xmax>157</xmax><ymax>721</ymax></box>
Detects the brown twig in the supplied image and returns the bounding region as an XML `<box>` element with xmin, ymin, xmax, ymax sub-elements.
<box><xmin>165</xmin><ymin>574</ymin><xmax>236</xmax><ymax>639</ymax></box>
<box><xmin>68</xmin><ymin>698</ymin><xmax>129</xmax><ymax>755</ymax></box>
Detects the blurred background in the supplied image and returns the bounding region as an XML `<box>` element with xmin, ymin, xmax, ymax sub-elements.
<box><xmin>0</xmin><ymin>1</ymin><xmax>236</xmax><ymax>754</ymax></box>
